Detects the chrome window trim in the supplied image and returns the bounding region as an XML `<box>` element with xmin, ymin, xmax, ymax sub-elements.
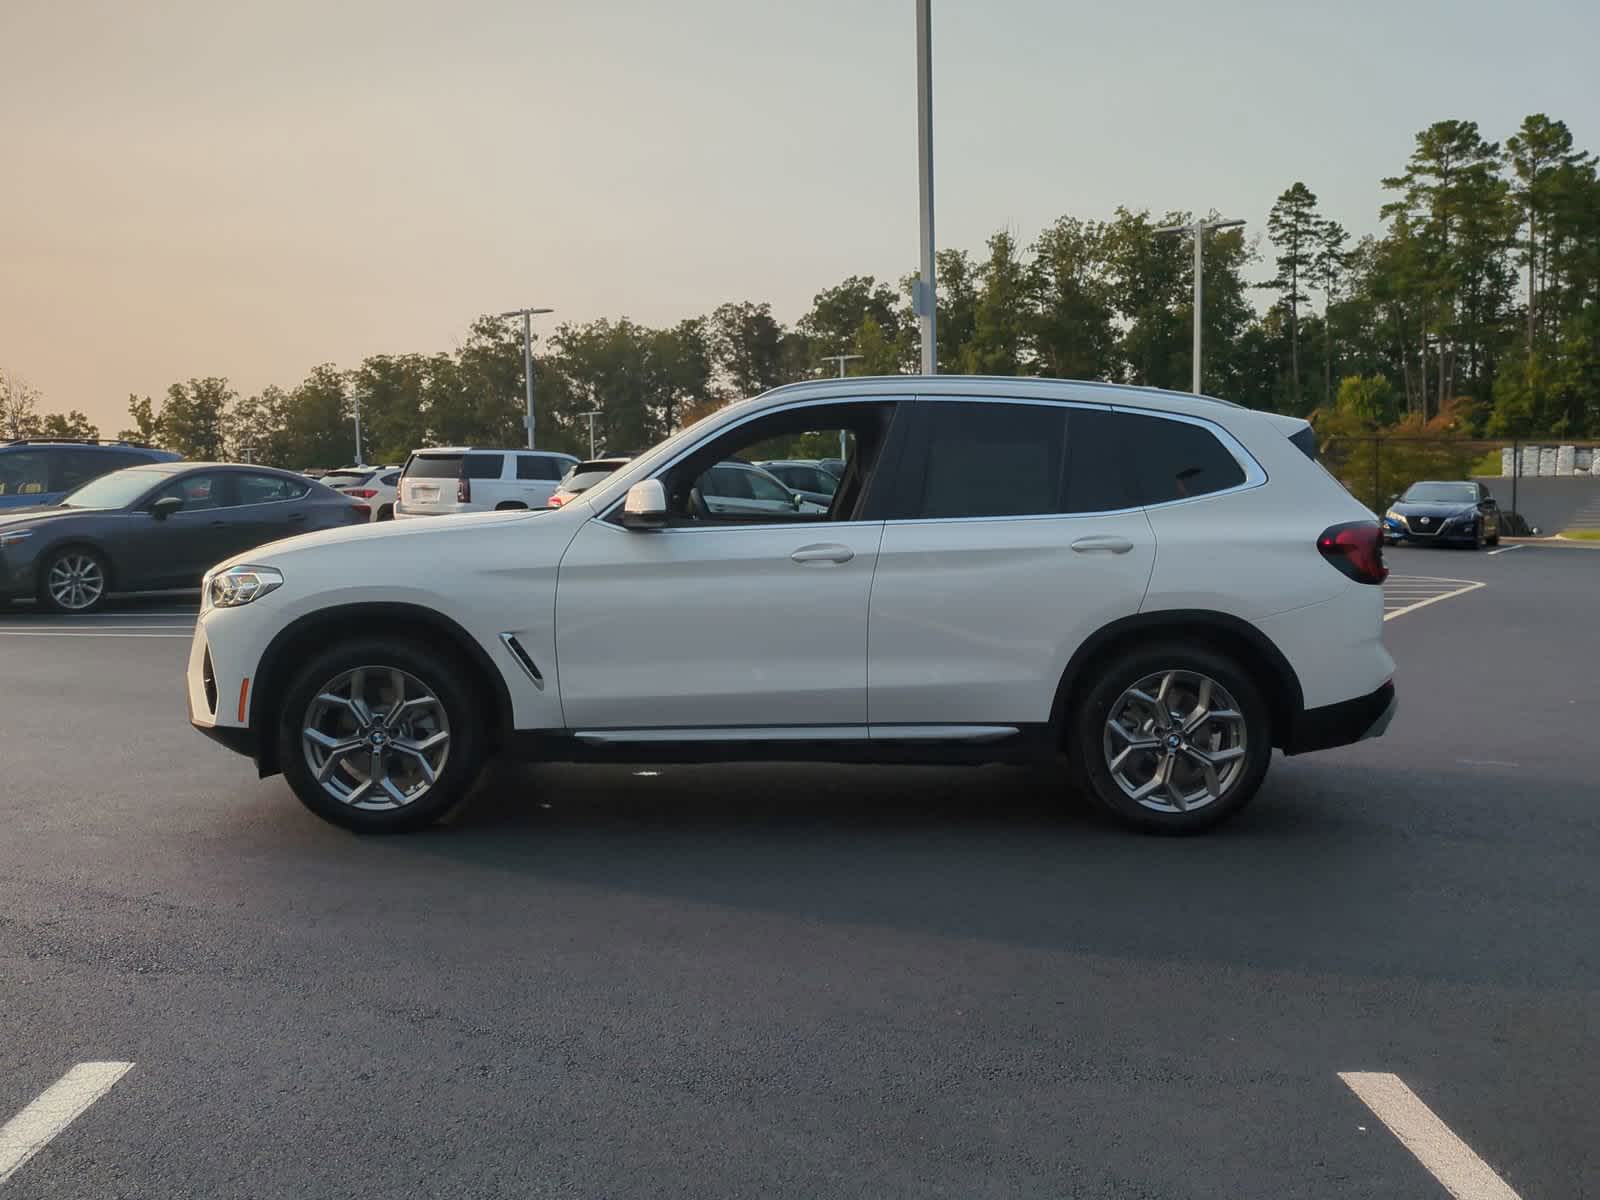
<box><xmin>594</xmin><ymin>391</ymin><xmax>1266</xmax><ymax>532</ymax></box>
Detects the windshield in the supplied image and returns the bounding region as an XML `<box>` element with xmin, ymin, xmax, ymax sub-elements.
<box><xmin>320</xmin><ymin>471</ymin><xmax>374</xmax><ymax>488</ymax></box>
<box><xmin>1401</xmin><ymin>483</ymin><xmax>1477</xmax><ymax>504</ymax></box>
<box><xmin>59</xmin><ymin>466</ymin><xmax>167</xmax><ymax>509</ymax></box>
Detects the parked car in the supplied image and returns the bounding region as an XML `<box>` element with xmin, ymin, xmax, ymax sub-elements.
<box><xmin>394</xmin><ymin>448</ymin><xmax>578</xmax><ymax>517</ymax></box>
<box><xmin>322</xmin><ymin>466</ymin><xmax>401</xmax><ymax>521</ymax></box>
<box><xmin>0</xmin><ymin>440</ymin><xmax>182</xmax><ymax>510</ymax></box>
<box><xmin>1383</xmin><ymin>481</ymin><xmax>1500</xmax><ymax>548</ymax></box>
<box><xmin>189</xmin><ymin>376</ymin><xmax>1395</xmax><ymax>836</ymax></box>
<box><xmin>547</xmin><ymin>458</ymin><xmax>630</xmax><ymax>508</ymax></box>
<box><xmin>695</xmin><ymin>460</ymin><xmax>827</xmax><ymax>516</ymax></box>
<box><xmin>0</xmin><ymin>463</ymin><xmax>368</xmax><ymax>613</ymax></box>
<box><xmin>757</xmin><ymin>459</ymin><xmax>841</xmax><ymax>508</ymax></box>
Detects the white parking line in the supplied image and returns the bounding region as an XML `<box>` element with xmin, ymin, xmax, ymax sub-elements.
<box><xmin>1340</xmin><ymin>1072</ymin><xmax>1520</xmax><ymax>1199</ymax></box>
<box><xmin>1383</xmin><ymin>577</ymin><xmax>1485</xmax><ymax>622</ymax></box>
<box><xmin>0</xmin><ymin>1062</ymin><xmax>133</xmax><ymax>1184</ymax></box>
<box><xmin>1485</xmin><ymin>544</ymin><xmax>1524</xmax><ymax>556</ymax></box>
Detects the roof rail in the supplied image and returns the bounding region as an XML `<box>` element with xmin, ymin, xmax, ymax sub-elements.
<box><xmin>1</xmin><ymin>437</ymin><xmax>157</xmax><ymax>449</ymax></box>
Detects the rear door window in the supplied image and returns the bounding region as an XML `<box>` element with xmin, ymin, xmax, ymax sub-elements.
<box><xmin>58</xmin><ymin>450</ymin><xmax>122</xmax><ymax>491</ymax></box>
<box><xmin>909</xmin><ymin>402</ymin><xmax>1067</xmax><ymax>519</ymax></box>
<box><xmin>463</xmin><ymin>454</ymin><xmax>504</xmax><ymax>479</ymax></box>
<box><xmin>0</xmin><ymin>450</ymin><xmax>50</xmax><ymax>497</ymax></box>
<box><xmin>517</xmin><ymin>455</ymin><xmax>565</xmax><ymax>480</ymax></box>
<box><xmin>237</xmin><ymin>473</ymin><xmax>309</xmax><ymax>504</ymax></box>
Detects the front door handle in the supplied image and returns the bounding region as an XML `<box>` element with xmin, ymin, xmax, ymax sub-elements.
<box><xmin>209</xmin><ymin>519</ymin><xmax>227</xmax><ymax>528</ymax></box>
<box><xmin>1071</xmin><ymin>535</ymin><xmax>1134</xmax><ymax>555</ymax></box>
<box><xmin>287</xmin><ymin>512</ymin><xmax>307</xmax><ymax>523</ymax></box>
<box><xmin>791</xmin><ymin>543</ymin><xmax>854</xmax><ymax>565</ymax></box>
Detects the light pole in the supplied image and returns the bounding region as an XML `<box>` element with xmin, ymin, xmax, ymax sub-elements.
<box><xmin>578</xmin><ymin>409</ymin><xmax>603</xmax><ymax>458</ymax></box>
<box><xmin>1154</xmin><ymin>216</ymin><xmax>1245</xmax><ymax>394</ymax></box>
<box><xmin>499</xmin><ymin>306</ymin><xmax>554</xmax><ymax>448</ymax></box>
<box><xmin>820</xmin><ymin>354</ymin><xmax>863</xmax><ymax>460</ymax></box>
<box><xmin>914</xmin><ymin>0</ymin><xmax>937</xmax><ymax>375</ymax></box>
<box><xmin>349</xmin><ymin>387</ymin><xmax>365</xmax><ymax>465</ymax></box>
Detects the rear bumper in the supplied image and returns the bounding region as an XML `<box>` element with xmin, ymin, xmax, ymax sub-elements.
<box><xmin>1284</xmin><ymin>681</ymin><xmax>1396</xmax><ymax>755</ymax></box>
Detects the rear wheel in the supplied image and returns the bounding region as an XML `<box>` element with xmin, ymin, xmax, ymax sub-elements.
<box><xmin>277</xmin><ymin>639</ymin><xmax>488</xmax><ymax>832</ymax></box>
<box><xmin>1068</xmin><ymin>644</ymin><xmax>1272</xmax><ymax>833</ymax></box>
<box><xmin>376</xmin><ymin>504</ymin><xmax>394</xmax><ymax>521</ymax></box>
<box><xmin>38</xmin><ymin>547</ymin><xmax>109</xmax><ymax>614</ymax></box>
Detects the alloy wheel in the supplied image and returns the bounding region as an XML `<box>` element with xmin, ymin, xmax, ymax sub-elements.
<box><xmin>47</xmin><ymin>553</ymin><xmax>105</xmax><ymax>611</ymax></box>
<box><xmin>1102</xmin><ymin>669</ymin><xmax>1248</xmax><ymax>814</ymax></box>
<box><xmin>301</xmin><ymin>667</ymin><xmax>451</xmax><ymax>811</ymax></box>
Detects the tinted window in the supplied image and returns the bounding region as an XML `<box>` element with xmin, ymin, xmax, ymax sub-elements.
<box><xmin>153</xmin><ymin>472</ymin><xmax>225</xmax><ymax>511</ymax></box>
<box><xmin>517</xmin><ymin>454</ymin><xmax>567</xmax><ymax>480</ymax></box>
<box><xmin>915</xmin><ymin>402</ymin><xmax>1067</xmax><ymax>519</ymax></box>
<box><xmin>237</xmin><ymin>473</ymin><xmax>309</xmax><ymax>504</ymax></box>
<box><xmin>562</xmin><ymin>469</ymin><xmax>615</xmax><ymax>493</ymax></box>
<box><xmin>379</xmin><ymin>471</ymin><xmax>400</xmax><ymax>486</ymax></box>
<box><xmin>1118</xmin><ymin>413</ymin><xmax>1246</xmax><ymax>505</ymax></box>
<box><xmin>406</xmin><ymin>454</ymin><xmax>463</xmax><ymax>479</ymax></box>
<box><xmin>463</xmin><ymin>454</ymin><xmax>504</xmax><ymax>479</ymax></box>
<box><xmin>0</xmin><ymin>450</ymin><xmax>50</xmax><ymax>497</ymax></box>
<box><xmin>59</xmin><ymin>449</ymin><xmax>147</xmax><ymax>491</ymax></box>
<box><xmin>319</xmin><ymin>471</ymin><xmax>374</xmax><ymax>489</ymax></box>
<box><xmin>703</xmin><ymin>465</ymin><xmax>752</xmax><ymax>499</ymax></box>
<box><xmin>1289</xmin><ymin>425</ymin><xmax>1318</xmax><ymax>461</ymax></box>
<box><xmin>1062</xmin><ymin>408</ymin><xmax>1137</xmax><ymax>513</ymax></box>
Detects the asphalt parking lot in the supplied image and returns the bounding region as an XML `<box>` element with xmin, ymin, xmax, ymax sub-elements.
<box><xmin>2</xmin><ymin>543</ymin><xmax>1596</xmax><ymax>1199</ymax></box>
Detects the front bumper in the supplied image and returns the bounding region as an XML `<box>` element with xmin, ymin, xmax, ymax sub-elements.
<box><xmin>1284</xmin><ymin>681</ymin><xmax>1396</xmax><ymax>755</ymax></box>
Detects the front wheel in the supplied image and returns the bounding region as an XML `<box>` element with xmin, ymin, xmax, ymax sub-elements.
<box><xmin>1068</xmin><ymin>644</ymin><xmax>1273</xmax><ymax>833</ymax></box>
<box><xmin>277</xmin><ymin>640</ymin><xmax>488</xmax><ymax>832</ymax></box>
<box><xmin>38</xmin><ymin>547</ymin><xmax>109</xmax><ymax>614</ymax></box>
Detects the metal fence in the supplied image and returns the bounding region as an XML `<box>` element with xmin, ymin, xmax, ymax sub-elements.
<box><xmin>1318</xmin><ymin>434</ymin><xmax>1600</xmax><ymax>522</ymax></box>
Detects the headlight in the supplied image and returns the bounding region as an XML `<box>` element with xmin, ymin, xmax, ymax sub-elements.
<box><xmin>205</xmin><ymin>564</ymin><xmax>283</xmax><ymax>609</ymax></box>
<box><xmin>0</xmin><ymin>529</ymin><xmax>33</xmax><ymax>548</ymax></box>
<box><xmin>1384</xmin><ymin>510</ymin><xmax>1400</xmax><ymax>522</ymax></box>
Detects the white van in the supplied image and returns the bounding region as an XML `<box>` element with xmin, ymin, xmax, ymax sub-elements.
<box><xmin>395</xmin><ymin>448</ymin><xmax>578</xmax><ymax>518</ymax></box>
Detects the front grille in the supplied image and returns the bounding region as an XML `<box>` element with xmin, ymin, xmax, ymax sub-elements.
<box><xmin>201</xmin><ymin>648</ymin><xmax>218</xmax><ymax>715</ymax></box>
<box><xmin>1406</xmin><ymin>518</ymin><xmax>1442</xmax><ymax>536</ymax></box>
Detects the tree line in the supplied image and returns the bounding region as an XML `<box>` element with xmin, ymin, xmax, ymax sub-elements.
<box><xmin>4</xmin><ymin>112</ymin><xmax>1595</xmax><ymax>467</ymax></box>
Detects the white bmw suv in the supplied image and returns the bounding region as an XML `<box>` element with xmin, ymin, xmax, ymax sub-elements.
<box><xmin>188</xmin><ymin>377</ymin><xmax>1396</xmax><ymax>834</ymax></box>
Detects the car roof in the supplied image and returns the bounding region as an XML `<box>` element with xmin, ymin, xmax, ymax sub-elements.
<box><xmin>0</xmin><ymin>441</ymin><xmax>178</xmax><ymax>456</ymax></box>
<box><xmin>412</xmin><ymin>447</ymin><xmax>574</xmax><ymax>456</ymax></box>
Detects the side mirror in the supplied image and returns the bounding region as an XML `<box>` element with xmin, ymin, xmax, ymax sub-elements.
<box><xmin>151</xmin><ymin>495</ymin><xmax>183</xmax><ymax>520</ymax></box>
<box><xmin>792</xmin><ymin>492</ymin><xmax>803</xmax><ymax>511</ymax></box>
<box><xmin>620</xmin><ymin>479</ymin><xmax>667</xmax><ymax>530</ymax></box>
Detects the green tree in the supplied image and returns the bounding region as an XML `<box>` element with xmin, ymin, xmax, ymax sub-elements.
<box><xmin>961</xmin><ymin>230</ymin><xmax>1031</xmax><ymax>375</ymax></box>
<box><xmin>118</xmin><ymin>394</ymin><xmax>163</xmax><ymax>444</ymax></box>
<box><xmin>797</xmin><ymin>276</ymin><xmax>903</xmax><ymax>359</ymax></box>
<box><xmin>159</xmin><ymin>378</ymin><xmax>232</xmax><ymax>459</ymax></box>
<box><xmin>710</xmin><ymin>301</ymin><xmax>786</xmax><ymax>398</ymax></box>
<box><xmin>227</xmin><ymin>385</ymin><xmax>290</xmax><ymax>465</ymax></box>
<box><xmin>1263</xmin><ymin>182</ymin><xmax>1322</xmax><ymax>410</ymax></box>
<box><xmin>1310</xmin><ymin>220</ymin><xmax>1353</xmax><ymax>407</ymax></box>
<box><xmin>1104</xmin><ymin>208</ymin><xmax>1190</xmax><ymax>391</ymax></box>
<box><xmin>1029</xmin><ymin>216</ymin><xmax>1117</xmax><ymax>381</ymax></box>
<box><xmin>349</xmin><ymin>354</ymin><xmax>430</xmax><ymax>464</ymax></box>
<box><xmin>280</xmin><ymin>365</ymin><xmax>352</xmax><ymax>469</ymax></box>
<box><xmin>38</xmin><ymin>411</ymin><xmax>100</xmax><ymax>440</ymax></box>
<box><xmin>1335</xmin><ymin>374</ymin><xmax>1398</xmax><ymax>428</ymax></box>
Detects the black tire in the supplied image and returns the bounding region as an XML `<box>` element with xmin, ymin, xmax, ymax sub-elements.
<box><xmin>1067</xmin><ymin>642</ymin><xmax>1273</xmax><ymax>834</ymax></box>
<box><xmin>277</xmin><ymin>638</ymin><xmax>488</xmax><ymax>833</ymax></box>
<box><xmin>36</xmin><ymin>545</ymin><xmax>110</xmax><ymax>614</ymax></box>
<box><xmin>376</xmin><ymin>504</ymin><xmax>394</xmax><ymax>522</ymax></box>
<box><xmin>1487</xmin><ymin>529</ymin><xmax>1500</xmax><ymax>546</ymax></box>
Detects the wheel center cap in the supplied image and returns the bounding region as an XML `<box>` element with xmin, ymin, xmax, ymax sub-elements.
<box><xmin>1164</xmin><ymin>733</ymin><xmax>1183</xmax><ymax>750</ymax></box>
<box><xmin>368</xmin><ymin>730</ymin><xmax>388</xmax><ymax>748</ymax></box>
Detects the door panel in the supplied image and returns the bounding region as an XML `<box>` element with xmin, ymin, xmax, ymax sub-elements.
<box><xmin>140</xmin><ymin>472</ymin><xmax>237</xmax><ymax>588</ymax></box>
<box><xmin>867</xmin><ymin>511</ymin><xmax>1156</xmax><ymax>727</ymax></box>
<box><xmin>555</xmin><ymin>519</ymin><xmax>883</xmax><ymax>729</ymax></box>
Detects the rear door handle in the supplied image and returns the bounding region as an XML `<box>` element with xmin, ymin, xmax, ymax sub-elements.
<box><xmin>1071</xmin><ymin>535</ymin><xmax>1134</xmax><ymax>555</ymax></box>
<box><xmin>287</xmin><ymin>512</ymin><xmax>307</xmax><ymax>523</ymax></box>
<box><xmin>209</xmin><ymin>519</ymin><xmax>227</xmax><ymax>528</ymax></box>
<box><xmin>791</xmin><ymin>543</ymin><xmax>854</xmax><ymax>565</ymax></box>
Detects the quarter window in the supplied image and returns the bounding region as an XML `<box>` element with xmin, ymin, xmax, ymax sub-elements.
<box><xmin>517</xmin><ymin>455</ymin><xmax>566</xmax><ymax>481</ymax></box>
<box><xmin>1117</xmin><ymin>413</ymin><xmax>1246</xmax><ymax>504</ymax></box>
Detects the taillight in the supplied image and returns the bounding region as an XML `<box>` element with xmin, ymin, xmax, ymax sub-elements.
<box><xmin>345</xmin><ymin>487</ymin><xmax>378</xmax><ymax>499</ymax></box>
<box><xmin>1317</xmin><ymin>521</ymin><xmax>1388</xmax><ymax>584</ymax></box>
<box><xmin>547</xmin><ymin>493</ymin><xmax>565</xmax><ymax>508</ymax></box>
<box><xmin>457</xmin><ymin>477</ymin><xmax>471</xmax><ymax>503</ymax></box>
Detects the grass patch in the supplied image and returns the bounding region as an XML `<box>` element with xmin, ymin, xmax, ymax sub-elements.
<box><xmin>1468</xmin><ymin>449</ymin><xmax>1504</xmax><ymax>477</ymax></box>
<box><xmin>1558</xmin><ymin>529</ymin><xmax>1600</xmax><ymax>541</ymax></box>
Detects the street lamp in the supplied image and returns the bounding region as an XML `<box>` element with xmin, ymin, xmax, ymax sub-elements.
<box><xmin>578</xmin><ymin>409</ymin><xmax>603</xmax><ymax>459</ymax></box>
<box><xmin>1153</xmin><ymin>217</ymin><xmax>1245</xmax><ymax>394</ymax></box>
<box><xmin>499</xmin><ymin>306</ymin><xmax>555</xmax><ymax>448</ymax></box>
<box><xmin>914</xmin><ymin>0</ymin><xmax>937</xmax><ymax>375</ymax></box>
<box><xmin>819</xmin><ymin>354</ymin><xmax>863</xmax><ymax>460</ymax></box>
<box><xmin>348</xmin><ymin>387</ymin><xmax>365</xmax><ymax>465</ymax></box>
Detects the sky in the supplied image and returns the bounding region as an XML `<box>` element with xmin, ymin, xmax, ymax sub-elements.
<box><xmin>3</xmin><ymin>0</ymin><xmax>1596</xmax><ymax>430</ymax></box>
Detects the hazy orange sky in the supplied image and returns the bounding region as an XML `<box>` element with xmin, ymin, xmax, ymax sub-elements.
<box><xmin>4</xmin><ymin>0</ymin><xmax>1595</xmax><ymax>430</ymax></box>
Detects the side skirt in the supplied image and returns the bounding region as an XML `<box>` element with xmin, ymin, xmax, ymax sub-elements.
<box><xmin>504</xmin><ymin>725</ymin><xmax>1058</xmax><ymax>767</ymax></box>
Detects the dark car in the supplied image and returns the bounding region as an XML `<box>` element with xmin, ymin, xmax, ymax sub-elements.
<box><xmin>1383</xmin><ymin>480</ymin><xmax>1501</xmax><ymax>548</ymax></box>
<box><xmin>756</xmin><ymin>459</ymin><xmax>841</xmax><ymax>509</ymax></box>
<box><xmin>0</xmin><ymin>440</ymin><xmax>182</xmax><ymax>510</ymax></box>
<box><xmin>0</xmin><ymin>463</ymin><xmax>368</xmax><ymax>613</ymax></box>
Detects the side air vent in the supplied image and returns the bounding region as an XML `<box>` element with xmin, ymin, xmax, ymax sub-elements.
<box><xmin>499</xmin><ymin>633</ymin><xmax>544</xmax><ymax>689</ymax></box>
<box><xmin>201</xmin><ymin>647</ymin><xmax>218</xmax><ymax>715</ymax></box>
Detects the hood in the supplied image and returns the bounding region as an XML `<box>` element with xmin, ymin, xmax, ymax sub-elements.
<box><xmin>0</xmin><ymin>504</ymin><xmax>88</xmax><ymax>530</ymax></box>
<box><xmin>1392</xmin><ymin>500</ymin><xmax>1477</xmax><ymax>519</ymax></box>
<box><xmin>212</xmin><ymin>506</ymin><xmax>550</xmax><ymax>571</ymax></box>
